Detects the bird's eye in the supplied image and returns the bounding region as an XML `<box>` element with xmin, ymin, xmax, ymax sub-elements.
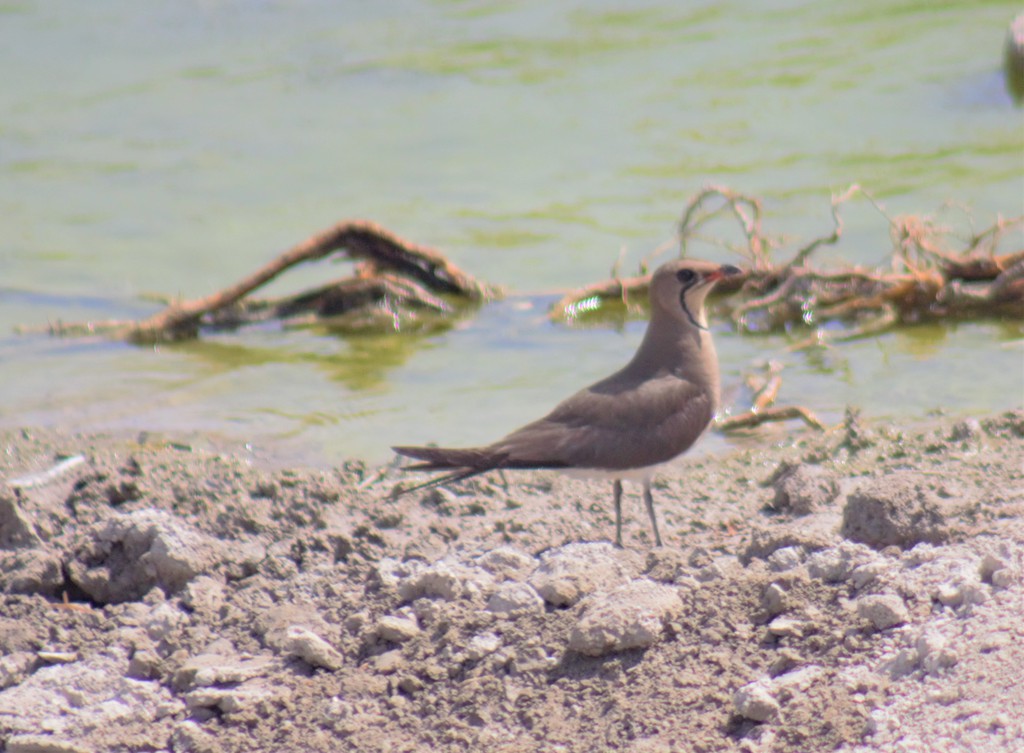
<box><xmin>676</xmin><ymin>269</ymin><xmax>696</xmax><ymax>284</ymax></box>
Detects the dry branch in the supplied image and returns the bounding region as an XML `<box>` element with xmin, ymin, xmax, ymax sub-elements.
<box><xmin>24</xmin><ymin>220</ymin><xmax>496</xmax><ymax>343</ymax></box>
<box><xmin>551</xmin><ymin>185</ymin><xmax>1024</xmax><ymax>343</ymax></box>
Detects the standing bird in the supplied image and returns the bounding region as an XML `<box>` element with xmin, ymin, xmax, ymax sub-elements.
<box><xmin>392</xmin><ymin>259</ymin><xmax>741</xmax><ymax>547</ymax></box>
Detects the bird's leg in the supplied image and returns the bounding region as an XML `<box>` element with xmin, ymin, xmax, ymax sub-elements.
<box><xmin>613</xmin><ymin>479</ymin><xmax>624</xmax><ymax>548</ymax></box>
<box><xmin>643</xmin><ymin>480</ymin><xmax>663</xmax><ymax>547</ymax></box>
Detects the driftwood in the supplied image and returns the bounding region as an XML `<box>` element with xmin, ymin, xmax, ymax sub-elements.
<box><xmin>716</xmin><ymin>361</ymin><xmax>826</xmax><ymax>433</ymax></box>
<box><xmin>552</xmin><ymin>185</ymin><xmax>1024</xmax><ymax>348</ymax></box>
<box><xmin>23</xmin><ymin>220</ymin><xmax>496</xmax><ymax>343</ymax></box>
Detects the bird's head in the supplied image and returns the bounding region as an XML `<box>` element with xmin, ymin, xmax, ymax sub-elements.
<box><xmin>649</xmin><ymin>259</ymin><xmax>743</xmax><ymax>330</ymax></box>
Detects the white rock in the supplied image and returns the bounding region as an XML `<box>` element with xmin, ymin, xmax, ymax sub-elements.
<box><xmin>917</xmin><ymin>630</ymin><xmax>957</xmax><ymax>675</ymax></box>
<box><xmin>376</xmin><ymin>615</ymin><xmax>421</xmax><ymax>643</ymax></box>
<box><xmin>397</xmin><ymin>558</ymin><xmax>495</xmax><ymax>602</ymax></box>
<box><xmin>761</xmin><ymin>583</ymin><xmax>788</xmax><ymax>617</ymax></box>
<box><xmin>463</xmin><ymin>632</ymin><xmax>502</xmax><ymax>661</ymax></box>
<box><xmin>529</xmin><ymin>542</ymin><xmax>631</xmax><ymax>606</ymax></box>
<box><xmin>767</xmin><ymin>617</ymin><xmax>808</xmax><ymax>638</ymax></box>
<box><xmin>733</xmin><ymin>679</ymin><xmax>780</xmax><ymax>722</ymax></box>
<box><xmin>766</xmin><ymin>546</ymin><xmax>804</xmax><ymax>572</ymax></box>
<box><xmin>184</xmin><ymin>681</ymin><xmax>276</xmax><ymax>714</ymax></box>
<box><xmin>487</xmin><ymin>582</ymin><xmax>545</xmax><ymax>617</ymax></box>
<box><xmin>284</xmin><ymin>626</ymin><xmax>344</xmax><ymax>670</ymax></box>
<box><xmin>0</xmin><ymin>650</ymin><xmax>182</xmax><ymax>737</ymax></box>
<box><xmin>144</xmin><ymin>602</ymin><xmax>187</xmax><ymax>642</ymax></box>
<box><xmin>857</xmin><ymin>593</ymin><xmax>909</xmax><ymax>630</ymax></box>
<box><xmin>476</xmin><ymin>547</ymin><xmax>537</xmax><ymax>580</ymax></box>
<box><xmin>807</xmin><ymin>542</ymin><xmax>876</xmax><ymax>583</ymax></box>
<box><xmin>568</xmin><ymin>579</ymin><xmax>681</xmax><ymax>656</ymax></box>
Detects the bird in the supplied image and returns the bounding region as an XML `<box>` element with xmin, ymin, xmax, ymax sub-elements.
<box><xmin>392</xmin><ymin>258</ymin><xmax>742</xmax><ymax>547</ymax></box>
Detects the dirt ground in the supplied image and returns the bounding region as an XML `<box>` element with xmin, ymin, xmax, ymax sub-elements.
<box><xmin>0</xmin><ymin>410</ymin><xmax>1022</xmax><ymax>753</ymax></box>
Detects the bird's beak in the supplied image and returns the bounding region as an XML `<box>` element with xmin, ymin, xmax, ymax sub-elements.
<box><xmin>706</xmin><ymin>264</ymin><xmax>743</xmax><ymax>283</ymax></box>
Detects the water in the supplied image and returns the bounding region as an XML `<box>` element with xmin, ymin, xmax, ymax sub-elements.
<box><xmin>1</xmin><ymin>1</ymin><xmax>1022</xmax><ymax>466</ymax></box>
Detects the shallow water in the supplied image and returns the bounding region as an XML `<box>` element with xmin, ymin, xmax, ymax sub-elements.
<box><xmin>1</xmin><ymin>1</ymin><xmax>1022</xmax><ymax>465</ymax></box>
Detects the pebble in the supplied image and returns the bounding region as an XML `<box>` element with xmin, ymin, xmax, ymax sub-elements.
<box><xmin>733</xmin><ymin>679</ymin><xmax>780</xmax><ymax>722</ymax></box>
<box><xmin>766</xmin><ymin>546</ymin><xmax>804</xmax><ymax>572</ymax></box>
<box><xmin>807</xmin><ymin>541</ymin><xmax>877</xmax><ymax>583</ymax></box>
<box><xmin>568</xmin><ymin>579</ymin><xmax>681</xmax><ymax>656</ymax></box>
<box><xmin>284</xmin><ymin>626</ymin><xmax>344</xmax><ymax>670</ymax></box>
<box><xmin>397</xmin><ymin>558</ymin><xmax>495</xmax><ymax>602</ymax></box>
<box><xmin>486</xmin><ymin>582</ymin><xmax>545</xmax><ymax>617</ymax></box>
<box><xmin>856</xmin><ymin>593</ymin><xmax>909</xmax><ymax>630</ymax></box>
<box><xmin>476</xmin><ymin>547</ymin><xmax>537</xmax><ymax>581</ymax></box>
<box><xmin>760</xmin><ymin>583</ymin><xmax>788</xmax><ymax>617</ymax></box>
<box><xmin>529</xmin><ymin>542</ymin><xmax>631</xmax><ymax>607</ymax></box>
<box><xmin>375</xmin><ymin>615</ymin><xmax>421</xmax><ymax>643</ymax></box>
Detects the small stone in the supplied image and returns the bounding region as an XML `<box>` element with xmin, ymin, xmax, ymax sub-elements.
<box><xmin>807</xmin><ymin>542</ymin><xmax>876</xmax><ymax>583</ymax></box>
<box><xmin>284</xmin><ymin>626</ymin><xmax>344</xmax><ymax>670</ymax></box>
<box><xmin>476</xmin><ymin>547</ymin><xmax>537</xmax><ymax>580</ymax></box>
<box><xmin>761</xmin><ymin>583</ymin><xmax>788</xmax><ymax>617</ymax></box>
<box><xmin>0</xmin><ymin>493</ymin><xmax>42</xmax><ymax>549</ymax></box>
<box><xmin>372</xmin><ymin>649</ymin><xmax>405</xmax><ymax>675</ymax></box>
<box><xmin>397</xmin><ymin>558</ymin><xmax>495</xmax><ymax>603</ymax></box>
<box><xmin>733</xmin><ymin>679</ymin><xmax>780</xmax><ymax>722</ymax></box>
<box><xmin>767</xmin><ymin>617</ymin><xmax>807</xmax><ymax>639</ymax></box>
<box><xmin>486</xmin><ymin>582</ymin><xmax>545</xmax><ymax>617</ymax></box>
<box><xmin>376</xmin><ymin>615</ymin><xmax>421</xmax><ymax>643</ymax></box>
<box><xmin>766</xmin><ymin>546</ymin><xmax>804</xmax><ymax>572</ymax></box>
<box><xmin>770</xmin><ymin>463</ymin><xmax>839</xmax><ymax>515</ymax></box>
<box><xmin>857</xmin><ymin>593</ymin><xmax>909</xmax><ymax>630</ymax></box>
<box><xmin>463</xmin><ymin>632</ymin><xmax>502</xmax><ymax>661</ymax></box>
<box><xmin>568</xmin><ymin>579</ymin><xmax>681</xmax><ymax>656</ymax></box>
<box><xmin>917</xmin><ymin>630</ymin><xmax>957</xmax><ymax>675</ymax></box>
<box><xmin>529</xmin><ymin>542</ymin><xmax>632</xmax><ymax>607</ymax></box>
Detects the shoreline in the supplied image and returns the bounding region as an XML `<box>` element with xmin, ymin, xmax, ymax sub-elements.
<box><xmin>1</xmin><ymin>410</ymin><xmax>1022</xmax><ymax>752</ymax></box>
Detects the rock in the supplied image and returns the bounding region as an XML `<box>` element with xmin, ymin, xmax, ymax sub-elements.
<box><xmin>397</xmin><ymin>558</ymin><xmax>495</xmax><ymax>602</ymax></box>
<box><xmin>0</xmin><ymin>649</ymin><xmax>181</xmax><ymax>739</ymax></box>
<box><xmin>733</xmin><ymin>679</ymin><xmax>780</xmax><ymax>722</ymax></box>
<box><xmin>476</xmin><ymin>547</ymin><xmax>537</xmax><ymax>581</ymax></box>
<box><xmin>486</xmin><ymin>582</ymin><xmax>545</xmax><ymax>617</ymax></box>
<box><xmin>807</xmin><ymin>542</ymin><xmax>878</xmax><ymax>583</ymax></box>
<box><xmin>568</xmin><ymin>579</ymin><xmax>682</xmax><ymax>656</ymax></box>
<box><xmin>0</xmin><ymin>493</ymin><xmax>42</xmax><ymax>549</ymax></box>
<box><xmin>760</xmin><ymin>583</ymin><xmax>788</xmax><ymax>618</ymax></box>
<box><xmin>284</xmin><ymin>626</ymin><xmax>344</xmax><ymax>670</ymax></box>
<box><xmin>184</xmin><ymin>680</ymin><xmax>276</xmax><ymax>714</ymax></box>
<box><xmin>856</xmin><ymin>593</ymin><xmax>909</xmax><ymax>630</ymax></box>
<box><xmin>769</xmin><ymin>464</ymin><xmax>839</xmax><ymax>515</ymax></box>
<box><xmin>529</xmin><ymin>542</ymin><xmax>632</xmax><ymax>606</ymax></box>
<box><xmin>180</xmin><ymin>576</ymin><xmax>226</xmax><ymax>614</ymax></box>
<box><xmin>143</xmin><ymin>602</ymin><xmax>188</xmax><ymax>643</ymax></box>
<box><xmin>742</xmin><ymin>527</ymin><xmax>830</xmax><ymax>565</ymax></box>
<box><xmin>66</xmin><ymin>510</ymin><xmax>228</xmax><ymax>603</ymax></box>
<box><xmin>0</xmin><ymin>652</ymin><xmax>36</xmax><ymax>690</ymax></box>
<box><xmin>375</xmin><ymin>615</ymin><xmax>421</xmax><ymax>643</ymax></box>
<box><xmin>917</xmin><ymin>630</ymin><xmax>958</xmax><ymax>675</ymax></box>
<box><xmin>766</xmin><ymin>546</ymin><xmax>805</xmax><ymax>573</ymax></box>
<box><xmin>841</xmin><ymin>473</ymin><xmax>952</xmax><ymax>549</ymax></box>
<box><xmin>173</xmin><ymin>649</ymin><xmax>274</xmax><ymax>691</ymax></box>
<box><xmin>0</xmin><ymin>548</ymin><xmax>63</xmax><ymax>596</ymax></box>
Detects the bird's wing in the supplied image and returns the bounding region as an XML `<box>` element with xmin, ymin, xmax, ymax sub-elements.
<box><xmin>492</xmin><ymin>373</ymin><xmax>715</xmax><ymax>471</ymax></box>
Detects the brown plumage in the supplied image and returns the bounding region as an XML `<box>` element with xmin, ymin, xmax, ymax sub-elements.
<box><xmin>393</xmin><ymin>258</ymin><xmax>742</xmax><ymax>546</ymax></box>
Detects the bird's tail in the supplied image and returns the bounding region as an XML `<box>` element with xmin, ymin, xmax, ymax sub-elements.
<box><xmin>390</xmin><ymin>445</ymin><xmax>499</xmax><ymax>499</ymax></box>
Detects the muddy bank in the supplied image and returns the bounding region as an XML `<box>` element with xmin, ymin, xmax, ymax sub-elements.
<box><xmin>1</xmin><ymin>411</ymin><xmax>1022</xmax><ymax>752</ymax></box>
